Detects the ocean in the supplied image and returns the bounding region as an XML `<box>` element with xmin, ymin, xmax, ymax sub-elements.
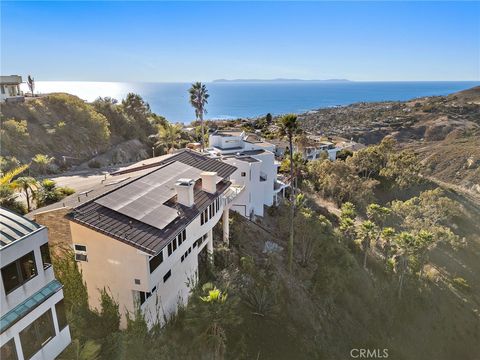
<box><xmin>26</xmin><ymin>81</ymin><xmax>479</xmax><ymax>123</ymax></box>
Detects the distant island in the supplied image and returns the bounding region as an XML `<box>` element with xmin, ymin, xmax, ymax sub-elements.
<box><xmin>212</xmin><ymin>78</ymin><xmax>352</xmax><ymax>83</ymax></box>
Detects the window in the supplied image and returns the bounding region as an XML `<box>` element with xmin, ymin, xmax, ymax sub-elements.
<box><xmin>19</xmin><ymin>252</ymin><xmax>37</xmax><ymax>281</ymax></box>
<box><xmin>74</xmin><ymin>244</ymin><xmax>87</xmax><ymax>262</ymax></box>
<box><xmin>20</xmin><ymin>309</ymin><xmax>55</xmax><ymax>360</ymax></box>
<box><xmin>40</xmin><ymin>243</ymin><xmax>52</xmax><ymax>269</ymax></box>
<box><xmin>182</xmin><ymin>229</ymin><xmax>186</xmax><ymax>242</ymax></box>
<box><xmin>139</xmin><ymin>290</ymin><xmax>153</xmax><ymax>305</ymax></box>
<box><xmin>1</xmin><ymin>338</ymin><xmax>17</xmax><ymax>360</ymax></box>
<box><xmin>55</xmin><ymin>299</ymin><xmax>68</xmax><ymax>331</ymax></box>
<box><xmin>181</xmin><ymin>255</ymin><xmax>184</xmax><ymax>262</ymax></box>
<box><xmin>163</xmin><ymin>270</ymin><xmax>171</xmax><ymax>283</ymax></box>
<box><xmin>149</xmin><ymin>251</ymin><xmax>163</xmax><ymax>273</ymax></box>
<box><xmin>1</xmin><ymin>262</ymin><xmax>20</xmax><ymax>294</ymax></box>
<box><xmin>241</xmin><ymin>172</ymin><xmax>246</xmax><ymax>177</ymax></box>
<box><xmin>74</xmin><ymin>244</ymin><xmax>86</xmax><ymax>252</ymax></box>
<box><xmin>172</xmin><ymin>239</ymin><xmax>177</xmax><ymax>251</ymax></box>
<box><xmin>1</xmin><ymin>251</ymin><xmax>38</xmax><ymax>294</ymax></box>
<box><xmin>167</xmin><ymin>243</ymin><xmax>172</xmax><ymax>256</ymax></box>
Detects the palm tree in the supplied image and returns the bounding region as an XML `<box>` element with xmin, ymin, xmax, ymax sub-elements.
<box><xmin>279</xmin><ymin>114</ymin><xmax>300</xmax><ymax>272</ymax></box>
<box><xmin>12</xmin><ymin>176</ymin><xmax>39</xmax><ymax>212</ymax></box>
<box><xmin>27</xmin><ymin>75</ymin><xmax>35</xmax><ymax>96</ymax></box>
<box><xmin>188</xmin><ymin>82</ymin><xmax>209</xmax><ymax>152</ymax></box>
<box><xmin>156</xmin><ymin>123</ymin><xmax>182</xmax><ymax>154</ymax></box>
<box><xmin>357</xmin><ymin>220</ymin><xmax>377</xmax><ymax>269</ymax></box>
<box><xmin>0</xmin><ymin>164</ymin><xmax>29</xmax><ymax>186</ymax></box>
<box><xmin>32</xmin><ymin>154</ymin><xmax>55</xmax><ymax>175</ymax></box>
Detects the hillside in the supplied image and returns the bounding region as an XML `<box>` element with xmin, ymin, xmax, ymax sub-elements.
<box><xmin>0</xmin><ymin>93</ymin><xmax>169</xmax><ymax>169</ymax></box>
<box><xmin>299</xmin><ymin>86</ymin><xmax>480</xmax><ymax>195</ymax></box>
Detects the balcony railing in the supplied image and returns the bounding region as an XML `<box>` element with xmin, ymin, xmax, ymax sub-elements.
<box><xmin>223</xmin><ymin>184</ymin><xmax>245</xmax><ymax>205</ymax></box>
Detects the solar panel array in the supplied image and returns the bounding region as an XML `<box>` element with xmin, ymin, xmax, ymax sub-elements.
<box><xmin>95</xmin><ymin>161</ymin><xmax>204</xmax><ymax>229</ymax></box>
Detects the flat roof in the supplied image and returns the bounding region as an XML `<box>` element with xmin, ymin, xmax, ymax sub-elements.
<box><xmin>0</xmin><ymin>207</ymin><xmax>41</xmax><ymax>248</ymax></box>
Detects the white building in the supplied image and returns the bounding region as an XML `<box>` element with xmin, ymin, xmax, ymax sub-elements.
<box><xmin>299</xmin><ymin>134</ymin><xmax>342</xmax><ymax>161</ymax></box>
<box><xmin>207</xmin><ymin>130</ymin><xmax>288</xmax><ymax>217</ymax></box>
<box><xmin>0</xmin><ymin>76</ymin><xmax>24</xmax><ymax>103</ymax></box>
<box><xmin>0</xmin><ymin>208</ymin><xmax>71</xmax><ymax>360</ymax></box>
<box><xmin>66</xmin><ymin>150</ymin><xmax>242</xmax><ymax>328</ymax></box>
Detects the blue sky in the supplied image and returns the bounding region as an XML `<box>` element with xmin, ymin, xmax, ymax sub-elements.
<box><xmin>1</xmin><ymin>1</ymin><xmax>479</xmax><ymax>82</ymax></box>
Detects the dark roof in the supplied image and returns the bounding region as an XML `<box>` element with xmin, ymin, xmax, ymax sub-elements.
<box><xmin>69</xmin><ymin>150</ymin><xmax>237</xmax><ymax>256</ymax></box>
<box><xmin>1</xmin><ymin>207</ymin><xmax>42</xmax><ymax>248</ymax></box>
<box><xmin>69</xmin><ymin>180</ymin><xmax>231</xmax><ymax>255</ymax></box>
<box><xmin>112</xmin><ymin>149</ymin><xmax>237</xmax><ymax>179</ymax></box>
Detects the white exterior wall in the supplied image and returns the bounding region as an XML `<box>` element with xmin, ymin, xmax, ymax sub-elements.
<box><xmin>70</xmin><ymin>195</ymin><xmax>225</xmax><ymax>329</ymax></box>
<box><xmin>142</xmin><ymin>200</ymin><xmax>224</xmax><ymax>327</ymax></box>
<box><xmin>208</xmin><ymin>134</ymin><xmax>243</xmax><ymax>150</ymax></box>
<box><xmin>0</xmin><ymin>228</ymin><xmax>71</xmax><ymax>360</ymax></box>
<box><xmin>223</xmin><ymin>158</ymin><xmax>265</xmax><ymax>217</ymax></box>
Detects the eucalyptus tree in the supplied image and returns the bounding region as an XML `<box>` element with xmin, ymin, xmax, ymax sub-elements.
<box><xmin>279</xmin><ymin>114</ymin><xmax>301</xmax><ymax>272</ymax></box>
<box><xmin>188</xmin><ymin>82</ymin><xmax>209</xmax><ymax>151</ymax></box>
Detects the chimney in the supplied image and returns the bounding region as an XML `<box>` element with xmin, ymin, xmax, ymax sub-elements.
<box><xmin>175</xmin><ymin>178</ymin><xmax>195</xmax><ymax>207</ymax></box>
<box><xmin>201</xmin><ymin>172</ymin><xmax>217</xmax><ymax>194</ymax></box>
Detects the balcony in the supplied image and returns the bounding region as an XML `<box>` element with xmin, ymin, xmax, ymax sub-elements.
<box><xmin>223</xmin><ymin>184</ymin><xmax>245</xmax><ymax>205</ymax></box>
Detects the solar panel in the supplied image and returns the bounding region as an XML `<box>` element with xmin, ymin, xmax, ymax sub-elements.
<box><xmin>95</xmin><ymin>161</ymin><xmax>204</xmax><ymax>229</ymax></box>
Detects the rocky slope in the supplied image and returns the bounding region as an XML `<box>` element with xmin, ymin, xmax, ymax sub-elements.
<box><xmin>300</xmin><ymin>86</ymin><xmax>480</xmax><ymax>195</ymax></box>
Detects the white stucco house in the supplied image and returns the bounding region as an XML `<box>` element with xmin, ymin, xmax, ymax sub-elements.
<box><xmin>0</xmin><ymin>208</ymin><xmax>71</xmax><ymax>360</ymax></box>
<box><xmin>0</xmin><ymin>76</ymin><xmax>24</xmax><ymax>103</ymax></box>
<box><xmin>63</xmin><ymin>150</ymin><xmax>243</xmax><ymax>328</ymax></box>
<box><xmin>207</xmin><ymin>130</ymin><xmax>288</xmax><ymax>217</ymax></box>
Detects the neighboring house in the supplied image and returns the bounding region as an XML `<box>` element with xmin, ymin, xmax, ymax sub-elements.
<box><xmin>0</xmin><ymin>76</ymin><xmax>24</xmax><ymax>103</ymax></box>
<box><xmin>300</xmin><ymin>135</ymin><xmax>341</xmax><ymax>161</ymax></box>
<box><xmin>0</xmin><ymin>207</ymin><xmax>71</xmax><ymax>360</ymax></box>
<box><xmin>66</xmin><ymin>150</ymin><xmax>241</xmax><ymax>328</ymax></box>
<box><xmin>207</xmin><ymin>130</ymin><xmax>288</xmax><ymax>217</ymax></box>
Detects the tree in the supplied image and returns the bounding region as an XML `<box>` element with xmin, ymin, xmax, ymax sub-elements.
<box><xmin>356</xmin><ymin>220</ymin><xmax>377</xmax><ymax>269</ymax></box>
<box><xmin>189</xmin><ymin>82</ymin><xmax>209</xmax><ymax>151</ymax></box>
<box><xmin>339</xmin><ymin>202</ymin><xmax>357</xmax><ymax>243</ymax></box>
<box><xmin>186</xmin><ymin>283</ymin><xmax>241</xmax><ymax>360</ymax></box>
<box><xmin>308</xmin><ymin>159</ymin><xmax>378</xmax><ymax>208</ymax></box>
<box><xmin>278</xmin><ymin>114</ymin><xmax>300</xmax><ymax>272</ymax></box>
<box><xmin>121</xmin><ymin>93</ymin><xmax>154</xmax><ymax>141</ymax></box>
<box><xmin>156</xmin><ymin>123</ymin><xmax>182</xmax><ymax>154</ymax></box>
<box><xmin>346</xmin><ymin>137</ymin><xmax>395</xmax><ymax>179</ymax></box>
<box><xmin>11</xmin><ymin>176</ymin><xmax>38</xmax><ymax>212</ymax></box>
<box><xmin>380</xmin><ymin>149</ymin><xmax>422</xmax><ymax>189</ymax></box>
<box><xmin>391</xmin><ymin>188</ymin><xmax>462</xmax><ymax>248</ymax></box>
<box><xmin>0</xmin><ymin>164</ymin><xmax>29</xmax><ymax>214</ymax></box>
<box><xmin>36</xmin><ymin>179</ymin><xmax>74</xmax><ymax>207</ymax></box>
<box><xmin>265</xmin><ymin>113</ymin><xmax>273</xmax><ymax>124</ymax></box>
<box><xmin>27</xmin><ymin>75</ymin><xmax>35</xmax><ymax>96</ymax></box>
<box><xmin>32</xmin><ymin>154</ymin><xmax>55</xmax><ymax>175</ymax></box>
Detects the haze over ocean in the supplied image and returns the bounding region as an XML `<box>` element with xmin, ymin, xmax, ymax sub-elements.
<box><xmin>27</xmin><ymin>81</ymin><xmax>480</xmax><ymax>123</ymax></box>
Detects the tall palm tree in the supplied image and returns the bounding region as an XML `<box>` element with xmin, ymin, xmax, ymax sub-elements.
<box><xmin>188</xmin><ymin>82</ymin><xmax>209</xmax><ymax>152</ymax></box>
<box><xmin>12</xmin><ymin>176</ymin><xmax>39</xmax><ymax>212</ymax></box>
<box><xmin>156</xmin><ymin>123</ymin><xmax>182</xmax><ymax>154</ymax></box>
<box><xmin>279</xmin><ymin>114</ymin><xmax>300</xmax><ymax>272</ymax></box>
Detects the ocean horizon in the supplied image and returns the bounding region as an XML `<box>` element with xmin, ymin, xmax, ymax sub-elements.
<box><xmin>24</xmin><ymin>81</ymin><xmax>479</xmax><ymax>123</ymax></box>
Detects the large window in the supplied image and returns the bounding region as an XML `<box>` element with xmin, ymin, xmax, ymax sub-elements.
<box><xmin>0</xmin><ymin>338</ymin><xmax>17</xmax><ymax>360</ymax></box>
<box><xmin>55</xmin><ymin>299</ymin><xmax>68</xmax><ymax>331</ymax></box>
<box><xmin>20</xmin><ymin>309</ymin><xmax>55</xmax><ymax>360</ymax></box>
<box><xmin>40</xmin><ymin>243</ymin><xmax>52</xmax><ymax>269</ymax></box>
<box><xmin>1</xmin><ymin>251</ymin><xmax>38</xmax><ymax>294</ymax></box>
<box><xmin>149</xmin><ymin>251</ymin><xmax>163</xmax><ymax>273</ymax></box>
